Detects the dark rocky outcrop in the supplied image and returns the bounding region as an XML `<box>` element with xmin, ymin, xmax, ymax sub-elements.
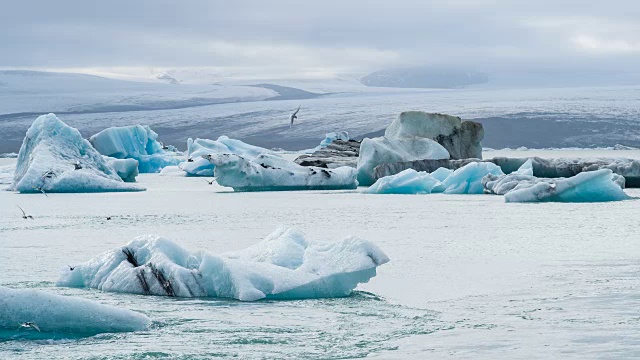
<box><xmin>294</xmin><ymin>140</ymin><xmax>361</xmax><ymax>169</ymax></box>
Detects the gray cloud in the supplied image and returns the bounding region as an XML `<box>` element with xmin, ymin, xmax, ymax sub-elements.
<box><xmin>1</xmin><ymin>0</ymin><xmax>639</xmax><ymax>82</ymax></box>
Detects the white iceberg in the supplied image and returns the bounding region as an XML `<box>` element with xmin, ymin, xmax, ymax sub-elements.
<box><xmin>484</xmin><ymin>169</ymin><xmax>629</xmax><ymax>203</ymax></box>
<box><xmin>89</xmin><ymin>125</ymin><xmax>180</xmax><ymax>173</ymax></box>
<box><xmin>207</xmin><ymin>153</ymin><xmax>358</xmax><ymax>191</ymax></box>
<box><xmin>363</xmin><ymin>169</ymin><xmax>443</xmax><ymax>194</ymax></box>
<box><xmin>104</xmin><ymin>157</ymin><xmax>139</xmax><ymax>182</ymax></box>
<box><xmin>57</xmin><ymin>227</ymin><xmax>389</xmax><ymax>301</ymax></box>
<box><xmin>357</xmin><ymin>137</ymin><xmax>449</xmax><ymax>186</ymax></box>
<box><xmin>0</xmin><ymin>286</ymin><xmax>150</xmax><ymax>340</ymax></box>
<box><xmin>180</xmin><ymin>136</ymin><xmax>278</xmax><ymax>176</ymax></box>
<box><xmin>441</xmin><ymin>162</ymin><xmax>504</xmax><ymax>194</ymax></box>
<box><xmin>10</xmin><ymin>114</ymin><xmax>143</xmax><ymax>193</ymax></box>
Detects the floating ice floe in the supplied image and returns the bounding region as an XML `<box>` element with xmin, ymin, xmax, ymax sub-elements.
<box><xmin>0</xmin><ymin>286</ymin><xmax>150</xmax><ymax>340</ymax></box>
<box><xmin>362</xmin><ymin>169</ymin><xmax>443</xmax><ymax>194</ymax></box>
<box><xmin>357</xmin><ymin>137</ymin><xmax>449</xmax><ymax>186</ymax></box>
<box><xmin>10</xmin><ymin>114</ymin><xmax>144</xmax><ymax>193</ymax></box>
<box><xmin>441</xmin><ymin>162</ymin><xmax>504</xmax><ymax>194</ymax></box>
<box><xmin>207</xmin><ymin>153</ymin><xmax>358</xmax><ymax>191</ymax></box>
<box><xmin>58</xmin><ymin>227</ymin><xmax>389</xmax><ymax>301</ymax></box>
<box><xmin>89</xmin><ymin>125</ymin><xmax>180</xmax><ymax>173</ymax></box>
<box><xmin>483</xmin><ymin>168</ymin><xmax>629</xmax><ymax>203</ymax></box>
<box><xmin>104</xmin><ymin>157</ymin><xmax>139</xmax><ymax>182</ymax></box>
<box><xmin>179</xmin><ymin>136</ymin><xmax>278</xmax><ymax>176</ymax></box>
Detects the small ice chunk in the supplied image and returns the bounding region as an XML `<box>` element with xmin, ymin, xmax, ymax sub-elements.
<box><xmin>57</xmin><ymin>227</ymin><xmax>389</xmax><ymax>301</ymax></box>
<box><xmin>441</xmin><ymin>162</ymin><xmax>504</xmax><ymax>194</ymax></box>
<box><xmin>512</xmin><ymin>158</ymin><xmax>533</xmax><ymax>176</ymax></box>
<box><xmin>0</xmin><ymin>286</ymin><xmax>150</xmax><ymax>340</ymax></box>
<box><xmin>104</xmin><ymin>157</ymin><xmax>139</xmax><ymax>182</ymax></box>
<box><xmin>363</xmin><ymin>169</ymin><xmax>442</xmax><ymax>194</ymax></box>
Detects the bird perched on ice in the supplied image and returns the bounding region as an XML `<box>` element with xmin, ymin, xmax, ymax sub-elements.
<box><xmin>73</xmin><ymin>161</ymin><xmax>82</xmax><ymax>170</ymax></box>
<box><xmin>290</xmin><ymin>106</ymin><xmax>300</xmax><ymax>127</ymax></box>
<box><xmin>19</xmin><ymin>322</ymin><xmax>40</xmax><ymax>332</ymax></box>
<box><xmin>17</xmin><ymin>205</ymin><xmax>34</xmax><ymax>219</ymax></box>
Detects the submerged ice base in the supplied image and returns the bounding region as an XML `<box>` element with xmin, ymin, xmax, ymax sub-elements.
<box><xmin>0</xmin><ymin>286</ymin><xmax>150</xmax><ymax>340</ymax></box>
<box><xmin>58</xmin><ymin>227</ymin><xmax>389</xmax><ymax>301</ymax></box>
<box><xmin>208</xmin><ymin>153</ymin><xmax>358</xmax><ymax>192</ymax></box>
<box><xmin>10</xmin><ymin>114</ymin><xmax>143</xmax><ymax>193</ymax></box>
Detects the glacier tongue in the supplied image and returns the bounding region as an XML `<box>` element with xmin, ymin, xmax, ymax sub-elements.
<box><xmin>10</xmin><ymin>113</ymin><xmax>144</xmax><ymax>193</ymax></box>
<box><xmin>207</xmin><ymin>153</ymin><xmax>358</xmax><ymax>192</ymax></box>
<box><xmin>0</xmin><ymin>286</ymin><xmax>150</xmax><ymax>340</ymax></box>
<box><xmin>57</xmin><ymin>227</ymin><xmax>389</xmax><ymax>301</ymax></box>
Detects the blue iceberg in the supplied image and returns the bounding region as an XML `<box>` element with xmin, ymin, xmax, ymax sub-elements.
<box><xmin>104</xmin><ymin>157</ymin><xmax>139</xmax><ymax>182</ymax></box>
<box><xmin>0</xmin><ymin>286</ymin><xmax>150</xmax><ymax>340</ymax></box>
<box><xmin>89</xmin><ymin>125</ymin><xmax>180</xmax><ymax>173</ymax></box>
<box><xmin>363</xmin><ymin>169</ymin><xmax>443</xmax><ymax>194</ymax></box>
<box><xmin>57</xmin><ymin>227</ymin><xmax>389</xmax><ymax>301</ymax></box>
<box><xmin>10</xmin><ymin>114</ymin><xmax>143</xmax><ymax>193</ymax></box>
<box><xmin>207</xmin><ymin>153</ymin><xmax>358</xmax><ymax>192</ymax></box>
<box><xmin>441</xmin><ymin>162</ymin><xmax>504</xmax><ymax>194</ymax></box>
<box><xmin>318</xmin><ymin>131</ymin><xmax>349</xmax><ymax>148</ymax></box>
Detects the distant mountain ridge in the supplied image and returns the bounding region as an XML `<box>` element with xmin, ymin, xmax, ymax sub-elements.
<box><xmin>361</xmin><ymin>67</ymin><xmax>489</xmax><ymax>89</ymax></box>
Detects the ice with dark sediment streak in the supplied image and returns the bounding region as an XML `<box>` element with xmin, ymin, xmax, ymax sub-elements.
<box><xmin>483</xmin><ymin>168</ymin><xmax>629</xmax><ymax>203</ymax></box>
<box><xmin>207</xmin><ymin>153</ymin><xmax>358</xmax><ymax>191</ymax></box>
<box><xmin>89</xmin><ymin>125</ymin><xmax>180</xmax><ymax>173</ymax></box>
<box><xmin>0</xmin><ymin>286</ymin><xmax>150</xmax><ymax>340</ymax></box>
<box><xmin>10</xmin><ymin>113</ymin><xmax>144</xmax><ymax>193</ymax></box>
<box><xmin>57</xmin><ymin>227</ymin><xmax>389</xmax><ymax>301</ymax></box>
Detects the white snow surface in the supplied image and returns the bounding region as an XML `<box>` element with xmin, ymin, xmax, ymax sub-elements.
<box><xmin>0</xmin><ymin>286</ymin><xmax>150</xmax><ymax>339</ymax></box>
<box><xmin>357</xmin><ymin>137</ymin><xmax>449</xmax><ymax>186</ymax></box>
<box><xmin>58</xmin><ymin>227</ymin><xmax>389</xmax><ymax>301</ymax></box>
<box><xmin>208</xmin><ymin>153</ymin><xmax>358</xmax><ymax>191</ymax></box>
<box><xmin>10</xmin><ymin>114</ymin><xmax>143</xmax><ymax>193</ymax></box>
<box><xmin>90</xmin><ymin>125</ymin><xmax>180</xmax><ymax>173</ymax></box>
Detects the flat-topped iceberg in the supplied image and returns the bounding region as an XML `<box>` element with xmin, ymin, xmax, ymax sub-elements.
<box><xmin>10</xmin><ymin>114</ymin><xmax>143</xmax><ymax>193</ymax></box>
<box><xmin>180</xmin><ymin>136</ymin><xmax>278</xmax><ymax>176</ymax></box>
<box><xmin>0</xmin><ymin>286</ymin><xmax>150</xmax><ymax>340</ymax></box>
<box><xmin>57</xmin><ymin>227</ymin><xmax>389</xmax><ymax>301</ymax></box>
<box><xmin>483</xmin><ymin>169</ymin><xmax>629</xmax><ymax>203</ymax></box>
<box><xmin>363</xmin><ymin>169</ymin><xmax>443</xmax><ymax>194</ymax></box>
<box><xmin>357</xmin><ymin>137</ymin><xmax>449</xmax><ymax>186</ymax></box>
<box><xmin>89</xmin><ymin>125</ymin><xmax>180</xmax><ymax>173</ymax></box>
<box><xmin>207</xmin><ymin>153</ymin><xmax>358</xmax><ymax>191</ymax></box>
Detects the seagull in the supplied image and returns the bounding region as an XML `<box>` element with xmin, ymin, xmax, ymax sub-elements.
<box><xmin>17</xmin><ymin>205</ymin><xmax>34</xmax><ymax>219</ymax></box>
<box><xmin>68</xmin><ymin>265</ymin><xmax>75</xmax><ymax>271</ymax></box>
<box><xmin>290</xmin><ymin>106</ymin><xmax>300</xmax><ymax>128</ymax></box>
<box><xmin>73</xmin><ymin>161</ymin><xmax>82</xmax><ymax>170</ymax></box>
<box><xmin>205</xmin><ymin>178</ymin><xmax>217</xmax><ymax>185</ymax></box>
<box><xmin>19</xmin><ymin>322</ymin><xmax>40</xmax><ymax>332</ymax></box>
<box><xmin>42</xmin><ymin>170</ymin><xmax>56</xmax><ymax>179</ymax></box>
<box><xmin>159</xmin><ymin>141</ymin><xmax>169</xmax><ymax>150</ymax></box>
<box><xmin>187</xmin><ymin>158</ymin><xmax>194</xmax><ymax>162</ymax></box>
<box><xmin>106</xmin><ymin>216</ymin><xmax>112</xmax><ymax>220</ymax></box>
<box><xmin>33</xmin><ymin>186</ymin><xmax>47</xmax><ymax>197</ymax></box>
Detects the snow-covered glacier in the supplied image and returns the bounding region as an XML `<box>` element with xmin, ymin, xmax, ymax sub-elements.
<box><xmin>10</xmin><ymin>114</ymin><xmax>144</xmax><ymax>193</ymax></box>
<box><xmin>57</xmin><ymin>227</ymin><xmax>389</xmax><ymax>301</ymax></box>
<box><xmin>207</xmin><ymin>153</ymin><xmax>358</xmax><ymax>191</ymax></box>
<box><xmin>363</xmin><ymin>169</ymin><xmax>443</xmax><ymax>194</ymax></box>
<box><xmin>89</xmin><ymin>125</ymin><xmax>180</xmax><ymax>173</ymax></box>
<box><xmin>0</xmin><ymin>286</ymin><xmax>150</xmax><ymax>340</ymax></box>
<box><xmin>483</xmin><ymin>169</ymin><xmax>629</xmax><ymax>203</ymax></box>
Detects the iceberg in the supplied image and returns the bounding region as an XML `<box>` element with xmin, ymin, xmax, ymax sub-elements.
<box><xmin>430</xmin><ymin>167</ymin><xmax>453</xmax><ymax>182</ymax></box>
<box><xmin>10</xmin><ymin>114</ymin><xmax>143</xmax><ymax>193</ymax></box>
<box><xmin>89</xmin><ymin>125</ymin><xmax>180</xmax><ymax>173</ymax></box>
<box><xmin>441</xmin><ymin>162</ymin><xmax>504</xmax><ymax>194</ymax></box>
<box><xmin>57</xmin><ymin>227</ymin><xmax>389</xmax><ymax>301</ymax></box>
<box><xmin>357</xmin><ymin>137</ymin><xmax>449</xmax><ymax>186</ymax></box>
<box><xmin>483</xmin><ymin>169</ymin><xmax>629</xmax><ymax>203</ymax></box>
<box><xmin>363</xmin><ymin>169</ymin><xmax>442</xmax><ymax>194</ymax></box>
<box><xmin>207</xmin><ymin>153</ymin><xmax>358</xmax><ymax>191</ymax></box>
<box><xmin>384</xmin><ymin>112</ymin><xmax>484</xmax><ymax>159</ymax></box>
<box><xmin>318</xmin><ymin>131</ymin><xmax>350</xmax><ymax>148</ymax></box>
<box><xmin>180</xmin><ymin>136</ymin><xmax>278</xmax><ymax>176</ymax></box>
<box><xmin>0</xmin><ymin>286</ymin><xmax>150</xmax><ymax>340</ymax></box>
<box><xmin>104</xmin><ymin>157</ymin><xmax>139</xmax><ymax>182</ymax></box>
<box><xmin>295</xmin><ymin>139</ymin><xmax>361</xmax><ymax>169</ymax></box>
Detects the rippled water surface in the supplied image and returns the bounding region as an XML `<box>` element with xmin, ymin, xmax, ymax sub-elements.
<box><xmin>1</xmin><ymin>156</ymin><xmax>640</xmax><ymax>359</ymax></box>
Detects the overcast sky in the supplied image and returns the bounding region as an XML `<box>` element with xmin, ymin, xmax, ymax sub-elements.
<box><xmin>2</xmin><ymin>0</ymin><xmax>639</xmax><ymax>82</ymax></box>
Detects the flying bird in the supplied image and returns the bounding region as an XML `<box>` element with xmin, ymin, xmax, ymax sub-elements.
<box><xmin>19</xmin><ymin>322</ymin><xmax>41</xmax><ymax>332</ymax></box>
<box><xmin>42</xmin><ymin>170</ymin><xmax>56</xmax><ymax>179</ymax></box>
<box><xmin>33</xmin><ymin>186</ymin><xmax>47</xmax><ymax>197</ymax></box>
<box><xmin>68</xmin><ymin>265</ymin><xmax>75</xmax><ymax>271</ymax></box>
<box><xmin>17</xmin><ymin>205</ymin><xmax>34</xmax><ymax>219</ymax></box>
<box><xmin>205</xmin><ymin>178</ymin><xmax>217</xmax><ymax>185</ymax></box>
<box><xmin>290</xmin><ymin>106</ymin><xmax>300</xmax><ymax>128</ymax></box>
